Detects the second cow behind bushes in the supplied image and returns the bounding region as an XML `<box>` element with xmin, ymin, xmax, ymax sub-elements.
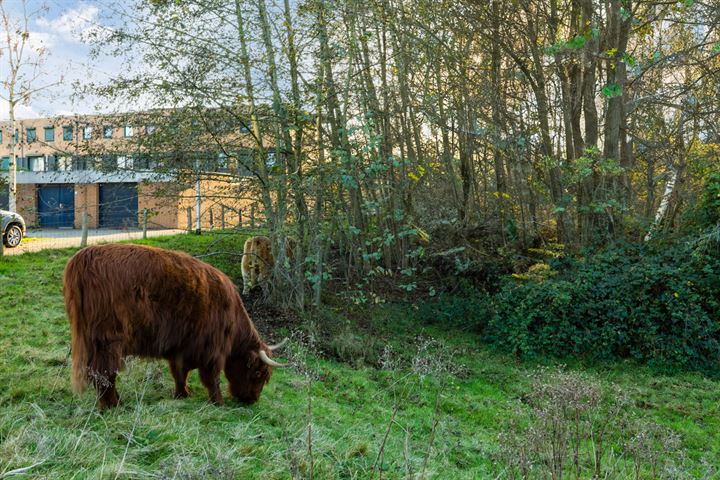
<box><xmin>241</xmin><ymin>235</ymin><xmax>297</xmax><ymax>295</ymax></box>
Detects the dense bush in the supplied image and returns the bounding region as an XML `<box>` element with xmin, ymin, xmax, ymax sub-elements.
<box><xmin>485</xmin><ymin>238</ymin><xmax>720</xmax><ymax>373</ymax></box>
<box><xmin>414</xmin><ymin>230</ymin><xmax>720</xmax><ymax>373</ymax></box>
<box><xmin>699</xmin><ymin>172</ymin><xmax>720</xmax><ymax>227</ymax></box>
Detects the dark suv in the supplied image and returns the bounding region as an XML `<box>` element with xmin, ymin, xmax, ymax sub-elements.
<box><xmin>1</xmin><ymin>210</ymin><xmax>26</xmax><ymax>248</ymax></box>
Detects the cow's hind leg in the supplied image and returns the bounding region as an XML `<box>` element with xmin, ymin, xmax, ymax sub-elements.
<box><xmin>169</xmin><ymin>359</ymin><xmax>191</xmax><ymax>399</ymax></box>
<box><xmin>199</xmin><ymin>365</ymin><xmax>224</xmax><ymax>405</ymax></box>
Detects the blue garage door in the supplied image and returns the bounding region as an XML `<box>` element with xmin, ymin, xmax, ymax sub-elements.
<box><xmin>100</xmin><ymin>183</ymin><xmax>138</xmax><ymax>228</ymax></box>
<box><xmin>38</xmin><ymin>185</ymin><xmax>75</xmax><ymax>227</ymax></box>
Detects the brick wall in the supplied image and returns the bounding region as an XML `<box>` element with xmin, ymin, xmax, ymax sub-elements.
<box><xmin>74</xmin><ymin>184</ymin><xmax>99</xmax><ymax>228</ymax></box>
<box><xmin>138</xmin><ymin>182</ymin><xmax>181</xmax><ymax>229</ymax></box>
<box><xmin>178</xmin><ymin>179</ymin><xmax>259</xmax><ymax>231</ymax></box>
<box><xmin>16</xmin><ymin>184</ymin><xmax>36</xmax><ymax>227</ymax></box>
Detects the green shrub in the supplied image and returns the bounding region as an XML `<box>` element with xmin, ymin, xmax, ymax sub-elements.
<box><xmin>485</xmin><ymin>240</ymin><xmax>720</xmax><ymax>373</ymax></box>
<box><xmin>699</xmin><ymin>172</ymin><xmax>720</xmax><ymax>227</ymax></box>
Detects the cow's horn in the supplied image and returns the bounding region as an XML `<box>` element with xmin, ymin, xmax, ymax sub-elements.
<box><xmin>268</xmin><ymin>338</ymin><xmax>288</xmax><ymax>351</ymax></box>
<box><xmin>259</xmin><ymin>350</ymin><xmax>287</xmax><ymax>368</ymax></box>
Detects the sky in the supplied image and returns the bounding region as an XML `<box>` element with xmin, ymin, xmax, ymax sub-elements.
<box><xmin>0</xmin><ymin>0</ymin><xmax>122</xmax><ymax>120</ymax></box>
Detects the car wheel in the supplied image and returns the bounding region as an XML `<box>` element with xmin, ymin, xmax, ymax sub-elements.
<box><xmin>4</xmin><ymin>224</ymin><xmax>23</xmax><ymax>248</ymax></box>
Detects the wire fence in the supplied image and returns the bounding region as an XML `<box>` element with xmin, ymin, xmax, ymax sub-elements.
<box><xmin>1</xmin><ymin>191</ymin><xmax>265</xmax><ymax>257</ymax></box>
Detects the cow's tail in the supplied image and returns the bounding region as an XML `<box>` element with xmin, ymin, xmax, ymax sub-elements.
<box><xmin>64</xmin><ymin>255</ymin><xmax>89</xmax><ymax>394</ymax></box>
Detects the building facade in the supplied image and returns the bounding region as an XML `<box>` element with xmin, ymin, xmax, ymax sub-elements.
<box><xmin>0</xmin><ymin>114</ymin><xmax>259</xmax><ymax>230</ymax></box>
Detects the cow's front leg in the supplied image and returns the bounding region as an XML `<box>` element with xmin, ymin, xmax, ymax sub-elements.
<box><xmin>96</xmin><ymin>372</ymin><xmax>119</xmax><ymax>409</ymax></box>
<box><xmin>169</xmin><ymin>359</ymin><xmax>190</xmax><ymax>399</ymax></box>
<box><xmin>241</xmin><ymin>261</ymin><xmax>252</xmax><ymax>295</ymax></box>
<box><xmin>199</xmin><ymin>365</ymin><xmax>224</xmax><ymax>405</ymax></box>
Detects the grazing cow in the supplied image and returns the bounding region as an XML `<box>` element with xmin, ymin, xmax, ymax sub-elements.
<box><xmin>241</xmin><ymin>236</ymin><xmax>274</xmax><ymax>295</ymax></box>
<box><xmin>64</xmin><ymin>243</ymin><xmax>287</xmax><ymax>409</ymax></box>
<box><xmin>241</xmin><ymin>235</ymin><xmax>298</xmax><ymax>295</ymax></box>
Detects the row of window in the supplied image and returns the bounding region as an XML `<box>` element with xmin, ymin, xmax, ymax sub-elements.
<box><xmin>0</xmin><ymin>125</ymin><xmax>138</xmax><ymax>144</ymax></box>
<box><xmin>0</xmin><ymin>152</ymin><xmax>257</xmax><ymax>174</ymax></box>
<box><xmin>0</xmin><ymin>123</ymin><xmax>253</xmax><ymax>145</ymax></box>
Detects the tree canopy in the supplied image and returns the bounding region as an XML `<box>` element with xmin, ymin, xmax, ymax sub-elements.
<box><xmin>85</xmin><ymin>0</ymin><xmax>720</xmax><ymax>307</ymax></box>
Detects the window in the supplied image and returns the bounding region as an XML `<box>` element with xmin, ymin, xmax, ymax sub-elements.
<box><xmin>101</xmin><ymin>155</ymin><xmax>117</xmax><ymax>170</ymax></box>
<box><xmin>44</xmin><ymin>126</ymin><xmax>54</xmax><ymax>142</ymax></box>
<box><xmin>266</xmin><ymin>151</ymin><xmax>276</xmax><ymax>168</ymax></box>
<box><xmin>26</xmin><ymin>128</ymin><xmax>37</xmax><ymax>143</ymax></box>
<box><xmin>124</xmin><ymin>126</ymin><xmax>134</xmax><ymax>137</ymax></box>
<box><xmin>214</xmin><ymin>153</ymin><xmax>227</xmax><ymax>172</ymax></box>
<box><xmin>14</xmin><ymin>130</ymin><xmax>18</xmax><ymax>143</ymax></box>
<box><xmin>103</xmin><ymin>126</ymin><xmax>113</xmax><ymax>139</ymax></box>
<box><xmin>237</xmin><ymin>151</ymin><xmax>254</xmax><ymax>176</ymax></box>
<box><xmin>0</xmin><ymin>129</ymin><xmax>3</xmax><ymax>143</ymax></box>
<box><xmin>58</xmin><ymin>156</ymin><xmax>72</xmax><ymax>171</ymax></box>
<box><xmin>63</xmin><ymin>126</ymin><xmax>73</xmax><ymax>141</ymax></box>
<box><xmin>83</xmin><ymin>126</ymin><xmax>93</xmax><ymax>140</ymax></box>
<box><xmin>72</xmin><ymin>156</ymin><xmax>86</xmax><ymax>171</ymax></box>
<box><xmin>28</xmin><ymin>155</ymin><xmax>45</xmax><ymax>172</ymax></box>
<box><xmin>145</xmin><ymin>125</ymin><xmax>156</xmax><ymax>135</ymax></box>
<box><xmin>1</xmin><ymin>157</ymin><xmax>8</xmax><ymax>170</ymax></box>
<box><xmin>135</xmin><ymin>155</ymin><xmax>156</xmax><ymax>170</ymax></box>
<box><xmin>45</xmin><ymin>155</ymin><xmax>58</xmax><ymax>171</ymax></box>
<box><xmin>117</xmin><ymin>156</ymin><xmax>133</xmax><ymax>170</ymax></box>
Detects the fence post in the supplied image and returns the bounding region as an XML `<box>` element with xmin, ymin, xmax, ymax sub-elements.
<box><xmin>209</xmin><ymin>208</ymin><xmax>214</xmax><ymax>230</ymax></box>
<box><xmin>80</xmin><ymin>210</ymin><xmax>89</xmax><ymax>248</ymax></box>
<box><xmin>143</xmin><ymin>208</ymin><xmax>148</xmax><ymax>239</ymax></box>
<box><xmin>238</xmin><ymin>209</ymin><xmax>242</xmax><ymax>229</ymax></box>
<box><xmin>186</xmin><ymin>206</ymin><xmax>192</xmax><ymax>233</ymax></box>
<box><xmin>250</xmin><ymin>204</ymin><xmax>255</xmax><ymax>229</ymax></box>
<box><xmin>221</xmin><ymin>206</ymin><xmax>226</xmax><ymax>230</ymax></box>
<box><xmin>195</xmin><ymin>177</ymin><xmax>202</xmax><ymax>235</ymax></box>
<box><xmin>0</xmin><ymin>233</ymin><xmax>4</xmax><ymax>256</ymax></box>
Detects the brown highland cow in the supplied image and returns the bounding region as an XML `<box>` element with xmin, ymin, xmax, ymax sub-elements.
<box><xmin>241</xmin><ymin>235</ymin><xmax>298</xmax><ymax>295</ymax></box>
<box><xmin>64</xmin><ymin>243</ymin><xmax>286</xmax><ymax>409</ymax></box>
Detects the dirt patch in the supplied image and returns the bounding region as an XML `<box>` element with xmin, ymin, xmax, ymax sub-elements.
<box><xmin>241</xmin><ymin>289</ymin><xmax>301</xmax><ymax>342</ymax></box>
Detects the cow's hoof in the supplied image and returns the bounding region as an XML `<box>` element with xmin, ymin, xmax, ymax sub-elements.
<box><xmin>174</xmin><ymin>387</ymin><xmax>190</xmax><ymax>399</ymax></box>
<box><xmin>98</xmin><ymin>395</ymin><xmax>120</xmax><ymax>410</ymax></box>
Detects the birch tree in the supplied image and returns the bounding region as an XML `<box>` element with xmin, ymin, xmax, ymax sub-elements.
<box><xmin>0</xmin><ymin>0</ymin><xmax>58</xmax><ymax>212</ymax></box>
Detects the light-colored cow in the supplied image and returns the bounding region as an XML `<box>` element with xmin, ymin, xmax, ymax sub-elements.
<box><xmin>241</xmin><ymin>236</ymin><xmax>299</xmax><ymax>295</ymax></box>
<box><xmin>241</xmin><ymin>236</ymin><xmax>274</xmax><ymax>295</ymax></box>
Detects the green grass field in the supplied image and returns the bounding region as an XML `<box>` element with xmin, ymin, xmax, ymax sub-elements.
<box><xmin>1</xmin><ymin>234</ymin><xmax>718</xmax><ymax>479</ymax></box>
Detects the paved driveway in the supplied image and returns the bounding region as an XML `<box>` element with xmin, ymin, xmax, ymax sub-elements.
<box><xmin>2</xmin><ymin>228</ymin><xmax>184</xmax><ymax>256</ymax></box>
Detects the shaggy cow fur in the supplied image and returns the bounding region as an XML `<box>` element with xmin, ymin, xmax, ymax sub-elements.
<box><xmin>241</xmin><ymin>236</ymin><xmax>298</xmax><ymax>295</ymax></box>
<box><xmin>241</xmin><ymin>236</ymin><xmax>273</xmax><ymax>295</ymax></box>
<box><xmin>64</xmin><ymin>243</ymin><xmax>281</xmax><ymax>409</ymax></box>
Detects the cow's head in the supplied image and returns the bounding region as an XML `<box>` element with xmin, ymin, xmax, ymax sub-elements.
<box><xmin>225</xmin><ymin>339</ymin><xmax>287</xmax><ymax>404</ymax></box>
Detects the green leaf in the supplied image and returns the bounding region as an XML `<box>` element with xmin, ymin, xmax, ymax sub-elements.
<box><xmin>621</xmin><ymin>52</ymin><xmax>636</xmax><ymax>67</ymax></box>
<box><xmin>602</xmin><ymin>83</ymin><xmax>623</xmax><ymax>98</ymax></box>
<box><xmin>567</xmin><ymin>34</ymin><xmax>587</xmax><ymax>49</ymax></box>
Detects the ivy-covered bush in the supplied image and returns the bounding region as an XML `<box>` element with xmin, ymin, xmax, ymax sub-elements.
<box><xmin>699</xmin><ymin>172</ymin><xmax>720</xmax><ymax>227</ymax></box>
<box><xmin>485</xmin><ymin>239</ymin><xmax>720</xmax><ymax>373</ymax></box>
